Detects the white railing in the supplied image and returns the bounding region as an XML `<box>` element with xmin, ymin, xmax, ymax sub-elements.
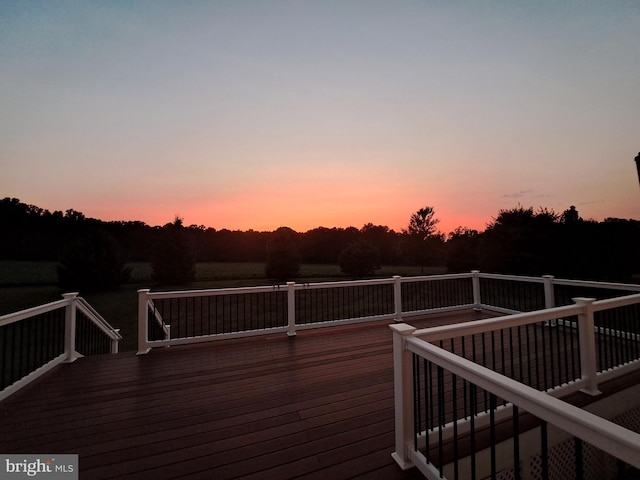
<box><xmin>391</xmin><ymin>292</ymin><xmax>640</xmax><ymax>478</ymax></box>
<box><xmin>136</xmin><ymin>274</ymin><xmax>476</xmax><ymax>353</ymax></box>
<box><xmin>137</xmin><ymin>272</ymin><xmax>640</xmax><ymax>354</ymax></box>
<box><xmin>0</xmin><ymin>293</ymin><xmax>122</xmax><ymax>402</ymax></box>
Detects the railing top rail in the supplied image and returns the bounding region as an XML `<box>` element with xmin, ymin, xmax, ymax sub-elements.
<box><xmin>592</xmin><ymin>292</ymin><xmax>640</xmax><ymax>311</ymax></box>
<box><xmin>141</xmin><ymin>273</ymin><xmax>478</xmax><ymax>299</ymax></box>
<box><xmin>552</xmin><ymin>278</ymin><xmax>640</xmax><ymax>292</ymax></box>
<box><xmin>294</xmin><ymin>277</ymin><xmax>394</xmax><ymax>289</ymax></box>
<box><xmin>477</xmin><ymin>272</ymin><xmax>547</xmax><ymax>283</ymax></box>
<box><xmin>0</xmin><ymin>299</ymin><xmax>68</xmax><ymax>327</ymax></box>
<box><xmin>412</xmin><ymin>289</ymin><xmax>640</xmax><ymax>342</ymax></box>
<box><xmin>397</xmin><ymin>272</ymin><xmax>473</xmax><ymax>283</ymax></box>
<box><xmin>405</xmin><ymin>334</ymin><xmax>640</xmax><ymax>470</ymax></box>
<box><xmin>144</xmin><ymin>283</ymin><xmax>287</xmax><ymax>299</ymax></box>
<box><xmin>412</xmin><ymin>303</ymin><xmax>583</xmax><ymax>342</ymax></box>
<box><xmin>76</xmin><ymin>297</ymin><xmax>122</xmax><ymax>340</ymax></box>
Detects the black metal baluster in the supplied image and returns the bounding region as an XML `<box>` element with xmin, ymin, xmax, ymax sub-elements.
<box><xmin>470</xmin><ymin>383</ymin><xmax>477</xmax><ymax>480</ymax></box>
<box><xmin>482</xmin><ymin>332</ymin><xmax>488</xmax><ymax>409</ymax></box>
<box><xmin>1</xmin><ymin>325</ymin><xmax>7</xmax><ymax>388</ymax></box>
<box><xmin>424</xmin><ymin>358</ymin><xmax>430</xmax><ymax>464</ymax></box>
<box><xmin>413</xmin><ymin>354</ymin><xmax>421</xmax><ymax>451</ymax></box>
<box><xmin>547</xmin><ymin>319</ymin><xmax>554</xmax><ymax>389</ymax></box>
<box><xmin>500</xmin><ymin>328</ymin><xmax>506</xmax><ymax>377</ymax></box>
<box><xmin>622</xmin><ymin>307</ymin><xmax>631</xmax><ymax>364</ymax></box>
<box><xmin>437</xmin><ymin>365</ymin><xmax>445</xmax><ymax>477</ymax></box>
<box><xmin>533</xmin><ymin>323</ymin><xmax>541</xmax><ymax>389</ymax></box>
<box><xmin>16</xmin><ymin>319</ymin><xmax>24</xmax><ymax>381</ymax></box>
<box><xmin>491</xmin><ymin>330</ymin><xmax>497</xmax><ymax>373</ymax></box>
<box><xmin>574</xmin><ymin>437</ymin><xmax>583</xmax><ymax>480</ymax></box>
<box><xmin>516</xmin><ymin>325</ymin><xmax>523</xmax><ymax>383</ymax></box>
<box><xmin>525</xmin><ymin>324</ymin><xmax>532</xmax><ymax>386</ymax></box>
<box><xmin>541</xmin><ymin>421</ymin><xmax>548</xmax><ymax>480</ymax></box>
<box><xmin>452</xmin><ymin>372</ymin><xmax>459</xmax><ymax>480</ymax></box>
<box><xmin>490</xmin><ymin>394</ymin><xmax>497</xmax><ymax>480</ymax></box>
<box><xmin>508</xmin><ymin>326</ymin><xmax>515</xmax><ymax>381</ymax></box>
<box><xmin>428</xmin><ymin>358</ymin><xmax>434</xmax><ymax>434</ymax></box>
<box><xmin>560</xmin><ymin>318</ymin><xmax>569</xmax><ymax>383</ymax></box>
<box><xmin>596</xmin><ymin>318</ymin><xmax>605</xmax><ymax>371</ymax></box>
<box><xmin>462</xmin><ymin>336</ymin><xmax>468</xmax><ymax>419</ymax></box>
<box><xmin>513</xmin><ymin>405</ymin><xmax>520</xmax><ymax>480</ymax></box>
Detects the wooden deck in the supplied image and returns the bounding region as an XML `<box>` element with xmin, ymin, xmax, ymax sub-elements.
<box><xmin>0</xmin><ymin>310</ymin><xmax>498</xmax><ymax>480</ymax></box>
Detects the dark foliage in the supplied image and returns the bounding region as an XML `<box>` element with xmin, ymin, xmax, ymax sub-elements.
<box><xmin>3</xmin><ymin>197</ymin><xmax>640</xmax><ymax>282</ymax></box>
<box><xmin>402</xmin><ymin>206</ymin><xmax>446</xmax><ymax>272</ymax></box>
<box><xmin>446</xmin><ymin>227</ymin><xmax>481</xmax><ymax>272</ymax></box>
<box><xmin>339</xmin><ymin>239</ymin><xmax>381</xmax><ymax>277</ymax></box>
<box><xmin>150</xmin><ymin>218</ymin><xmax>196</xmax><ymax>285</ymax></box>
<box><xmin>57</xmin><ymin>229</ymin><xmax>131</xmax><ymax>292</ymax></box>
<box><xmin>265</xmin><ymin>227</ymin><xmax>301</xmax><ymax>281</ymax></box>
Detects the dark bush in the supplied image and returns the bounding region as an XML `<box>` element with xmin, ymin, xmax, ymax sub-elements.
<box><xmin>265</xmin><ymin>227</ymin><xmax>300</xmax><ymax>281</ymax></box>
<box><xmin>339</xmin><ymin>239</ymin><xmax>380</xmax><ymax>277</ymax></box>
<box><xmin>57</xmin><ymin>229</ymin><xmax>131</xmax><ymax>292</ymax></box>
<box><xmin>150</xmin><ymin>218</ymin><xmax>196</xmax><ymax>285</ymax></box>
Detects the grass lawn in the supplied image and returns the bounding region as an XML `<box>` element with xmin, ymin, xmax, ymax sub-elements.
<box><xmin>0</xmin><ymin>261</ymin><xmax>440</xmax><ymax>352</ymax></box>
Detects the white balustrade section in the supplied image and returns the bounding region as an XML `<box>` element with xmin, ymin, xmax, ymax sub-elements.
<box><xmin>137</xmin><ymin>272</ymin><xmax>640</xmax><ymax>354</ymax></box>
<box><xmin>391</xmin><ymin>292</ymin><xmax>640</xmax><ymax>478</ymax></box>
<box><xmin>0</xmin><ymin>293</ymin><xmax>121</xmax><ymax>402</ymax></box>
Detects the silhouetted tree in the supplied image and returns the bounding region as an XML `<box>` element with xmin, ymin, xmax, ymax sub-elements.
<box><xmin>57</xmin><ymin>229</ymin><xmax>131</xmax><ymax>292</ymax></box>
<box><xmin>407</xmin><ymin>207</ymin><xmax>440</xmax><ymax>238</ymax></box>
<box><xmin>402</xmin><ymin>206</ymin><xmax>445</xmax><ymax>272</ymax></box>
<box><xmin>339</xmin><ymin>239</ymin><xmax>381</xmax><ymax>277</ymax></box>
<box><xmin>560</xmin><ymin>205</ymin><xmax>581</xmax><ymax>225</ymax></box>
<box><xmin>265</xmin><ymin>227</ymin><xmax>301</xmax><ymax>281</ymax></box>
<box><xmin>300</xmin><ymin>227</ymin><xmax>359</xmax><ymax>264</ymax></box>
<box><xmin>150</xmin><ymin>217</ymin><xmax>196</xmax><ymax>285</ymax></box>
<box><xmin>480</xmin><ymin>205</ymin><xmax>559</xmax><ymax>275</ymax></box>
<box><xmin>446</xmin><ymin>227</ymin><xmax>480</xmax><ymax>272</ymax></box>
<box><xmin>360</xmin><ymin>223</ymin><xmax>400</xmax><ymax>265</ymax></box>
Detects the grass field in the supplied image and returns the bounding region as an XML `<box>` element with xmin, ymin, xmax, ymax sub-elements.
<box><xmin>0</xmin><ymin>261</ymin><xmax>438</xmax><ymax>352</ymax></box>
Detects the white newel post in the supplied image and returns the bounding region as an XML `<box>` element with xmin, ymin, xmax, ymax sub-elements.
<box><xmin>393</xmin><ymin>276</ymin><xmax>403</xmax><ymax>322</ymax></box>
<box><xmin>62</xmin><ymin>292</ymin><xmax>79</xmax><ymax>363</ymax></box>
<box><xmin>574</xmin><ymin>297</ymin><xmax>601</xmax><ymax>396</ymax></box>
<box><xmin>111</xmin><ymin>335</ymin><xmax>119</xmax><ymax>354</ymax></box>
<box><xmin>471</xmin><ymin>270</ymin><xmax>481</xmax><ymax>309</ymax></box>
<box><xmin>286</xmin><ymin>282</ymin><xmax>296</xmax><ymax>337</ymax></box>
<box><xmin>543</xmin><ymin>275</ymin><xmax>555</xmax><ymax>309</ymax></box>
<box><xmin>137</xmin><ymin>289</ymin><xmax>151</xmax><ymax>355</ymax></box>
<box><xmin>390</xmin><ymin>323</ymin><xmax>417</xmax><ymax>470</ymax></box>
<box><xmin>543</xmin><ymin>275</ymin><xmax>556</xmax><ymax>326</ymax></box>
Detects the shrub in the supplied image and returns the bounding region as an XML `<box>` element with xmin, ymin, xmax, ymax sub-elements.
<box><xmin>339</xmin><ymin>239</ymin><xmax>380</xmax><ymax>277</ymax></box>
<box><xmin>150</xmin><ymin>218</ymin><xmax>196</xmax><ymax>285</ymax></box>
<box><xmin>57</xmin><ymin>230</ymin><xmax>131</xmax><ymax>292</ymax></box>
<box><xmin>265</xmin><ymin>227</ymin><xmax>300</xmax><ymax>281</ymax></box>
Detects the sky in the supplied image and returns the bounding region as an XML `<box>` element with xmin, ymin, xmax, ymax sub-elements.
<box><xmin>1</xmin><ymin>0</ymin><xmax>639</xmax><ymax>235</ymax></box>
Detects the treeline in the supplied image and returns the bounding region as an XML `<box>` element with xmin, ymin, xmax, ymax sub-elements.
<box><xmin>2</xmin><ymin>197</ymin><xmax>640</xmax><ymax>281</ymax></box>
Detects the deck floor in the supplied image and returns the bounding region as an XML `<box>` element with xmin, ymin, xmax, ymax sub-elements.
<box><xmin>0</xmin><ymin>310</ymin><xmax>498</xmax><ymax>480</ymax></box>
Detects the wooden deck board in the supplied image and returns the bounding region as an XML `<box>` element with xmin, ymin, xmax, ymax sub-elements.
<box><xmin>0</xmin><ymin>310</ymin><xmax>494</xmax><ymax>479</ymax></box>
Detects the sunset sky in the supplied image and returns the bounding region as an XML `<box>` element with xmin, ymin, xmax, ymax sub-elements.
<box><xmin>2</xmin><ymin>1</ymin><xmax>639</xmax><ymax>234</ymax></box>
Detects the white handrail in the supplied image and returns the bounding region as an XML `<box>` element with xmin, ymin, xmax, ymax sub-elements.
<box><xmin>412</xmin><ymin>303</ymin><xmax>582</xmax><ymax>342</ymax></box>
<box><xmin>137</xmin><ymin>272</ymin><xmax>640</xmax><ymax>352</ymax></box>
<box><xmin>551</xmin><ymin>278</ymin><xmax>640</xmax><ymax>292</ymax></box>
<box><xmin>76</xmin><ymin>297</ymin><xmax>122</xmax><ymax>341</ymax></box>
<box><xmin>0</xmin><ymin>299</ymin><xmax>68</xmax><ymax>327</ymax></box>
<box><xmin>1</xmin><ymin>294</ymin><xmax>121</xmax><ymax>402</ymax></box>
<box><xmin>407</xmin><ymin>336</ymin><xmax>640</xmax><ymax>470</ymax></box>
